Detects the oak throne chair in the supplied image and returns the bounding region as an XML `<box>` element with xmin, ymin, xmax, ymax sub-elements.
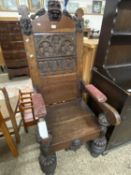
<box><xmin>18</xmin><ymin>1</ymin><xmax>121</xmax><ymax>174</ymax></box>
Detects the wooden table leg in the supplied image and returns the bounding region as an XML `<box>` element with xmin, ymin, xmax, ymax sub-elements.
<box><xmin>1</xmin><ymin>120</ymin><xmax>18</xmax><ymax>157</ymax></box>
<box><xmin>2</xmin><ymin>88</ymin><xmax>20</xmax><ymax>144</ymax></box>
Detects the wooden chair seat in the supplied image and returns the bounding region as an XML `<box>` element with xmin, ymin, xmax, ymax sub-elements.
<box><xmin>46</xmin><ymin>99</ymin><xmax>100</xmax><ymax>151</ymax></box>
<box><xmin>22</xmin><ymin>109</ymin><xmax>36</xmax><ymax>125</ymax></box>
<box><xmin>21</xmin><ymin>107</ymin><xmax>44</xmax><ymax>125</ymax></box>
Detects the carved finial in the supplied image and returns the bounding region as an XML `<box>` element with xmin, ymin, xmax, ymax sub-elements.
<box><xmin>18</xmin><ymin>5</ymin><xmax>29</xmax><ymax>18</ymax></box>
<box><xmin>73</xmin><ymin>8</ymin><xmax>84</xmax><ymax>32</ymax></box>
<box><xmin>18</xmin><ymin>5</ymin><xmax>32</xmax><ymax>36</ymax></box>
<box><xmin>63</xmin><ymin>9</ymin><xmax>72</xmax><ymax>19</ymax></box>
<box><xmin>30</xmin><ymin>8</ymin><xmax>46</xmax><ymax>20</ymax></box>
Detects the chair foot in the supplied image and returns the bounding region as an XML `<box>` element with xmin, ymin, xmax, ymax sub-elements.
<box><xmin>39</xmin><ymin>153</ymin><xmax>57</xmax><ymax>175</ymax></box>
<box><xmin>66</xmin><ymin>139</ymin><xmax>82</xmax><ymax>151</ymax></box>
<box><xmin>23</xmin><ymin>122</ymin><xmax>28</xmax><ymax>133</ymax></box>
<box><xmin>25</xmin><ymin>127</ymin><xmax>28</xmax><ymax>133</ymax></box>
<box><xmin>90</xmin><ymin>136</ymin><xmax>107</xmax><ymax>157</ymax></box>
<box><xmin>102</xmin><ymin>150</ymin><xmax>109</xmax><ymax>156</ymax></box>
<box><xmin>16</xmin><ymin>134</ymin><xmax>20</xmax><ymax>144</ymax></box>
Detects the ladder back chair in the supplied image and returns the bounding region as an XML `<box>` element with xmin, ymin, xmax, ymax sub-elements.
<box><xmin>0</xmin><ymin>88</ymin><xmax>20</xmax><ymax>143</ymax></box>
<box><xmin>0</xmin><ymin>110</ymin><xmax>18</xmax><ymax>157</ymax></box>
<box><xmin>19</xmin><ymin>90</ymin><xmax>47</xmax><ymax>133</ymax></box>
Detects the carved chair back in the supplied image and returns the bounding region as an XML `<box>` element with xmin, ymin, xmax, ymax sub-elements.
<box><xmin>19</xmin><ymin>3</ymin><xmax>83</xmax><ymax>105</ymax></box>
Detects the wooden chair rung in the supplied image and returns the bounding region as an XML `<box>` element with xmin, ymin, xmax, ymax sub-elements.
<box><xmin>0</xmin><ymin>88</ymin><xmax>20</xmax><ymax>144</ymax></box>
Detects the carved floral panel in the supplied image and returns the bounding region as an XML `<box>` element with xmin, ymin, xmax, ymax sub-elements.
<box><xmin>34</xmin><ymin>33</ymin><xmax>76</xmax><ymax>75</ymax></box>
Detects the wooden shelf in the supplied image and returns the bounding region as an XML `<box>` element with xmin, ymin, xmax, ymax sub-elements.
<box><xmin>112</xmin><ymin>31</ymin><xmax>131</xmax><ymax>36</ymax></box>
<box><xmin>106</xmin><ymin>63</ymin><xmax>131</xmax><ymax>69</ymax></box>
<box><xmin>71</xmin><ymin>13</ymin><xmax>103</xmax><ymax>16</ymax></box>
<box><xmin>111</xmin><ymin>32</ymin><xmax>131</xmax><ymax>45</ymax></box>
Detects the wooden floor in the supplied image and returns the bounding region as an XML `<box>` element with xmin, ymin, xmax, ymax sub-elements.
<box><xmin>46</xmin><ymin>99</ymin><xmax>100</xmax><ymax>151</ymax></box>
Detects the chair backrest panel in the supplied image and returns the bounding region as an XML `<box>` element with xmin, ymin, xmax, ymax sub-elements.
<box><xmin>20</xmin><ymin>8</ymin><xmax>83</xmax><ymax>104</ymax></box>
<box><xmin>33</xmin><ymin>32</ymin><xmax>77</xmax><ymax>76</ymax></box>
<box><xmin>32</xmin><ymin>14</ymin><xmax>75</xmax><ymax>33</ymax></box>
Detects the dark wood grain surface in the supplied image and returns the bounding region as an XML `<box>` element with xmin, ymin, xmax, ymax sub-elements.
<box><xmin>91</xmin><ymin>0</ymin><xmax>131</xmax><ymax>149</ymax></box>
<box><xmin>0</xmin><ymin>21</ymin><xmax>29</xmax><ymax>78</ymax></box>
<box><xmin>46</xmin><ymin>99</ymin><xmax>100</xmax><ymax>151</ymax></box>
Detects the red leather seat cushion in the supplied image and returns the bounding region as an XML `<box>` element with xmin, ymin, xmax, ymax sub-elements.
<box><xmin>85</xmin><ymin>84</ymin><xmax>107</xmax><ymax>103</ymax></box>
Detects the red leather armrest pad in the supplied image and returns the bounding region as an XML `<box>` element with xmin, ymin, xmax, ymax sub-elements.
<box><xmin>32</xmin><ymin>93</ymin><xmax>47</xmax><ymax>118</ymax></box>
<box><xmin>85</xmin><ymin>84</ymin><xmax>107</xmax><ymax>103</ymax></box>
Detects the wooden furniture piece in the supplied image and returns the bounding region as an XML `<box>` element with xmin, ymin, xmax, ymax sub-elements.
<box><xmin>82</xmin><ymin>38</ymin><xmax>98</xmax><ymax>84</ymax></box>
<box><xmin>0</xmin><ymin>45</ymin><xmax>6</xmax><ymax>72</ymax></box>
<box><xmin>18</xmin><ymin>2</ymin><xmax>121</xmax><ymax>174</ymax></box>
<box><xmin>90</xmin><ymin>0</ymin><xmax>131</xmax><ymax>150</ymax></box>
<box><xmin>0</xmin><ymin>110</ymin><xmax>18</xmax><ymax>157</ymax></box>
<box><xmin>0</xmin><ymin>88</ymin><xmax>20</xmax><ymax>143</ymax></box>
<box><xmin>83</xmin><ymin>28</ymin><xmax>91</xmax><ymax>37</ymax></box>
<box><xmin>0</xmin><ymin>19</ymin><xmax>29</xmax><ymax>79</ymax></box>
<box><xmin>19</xmin><ymin>90</ymin><xmax>47</xmax><ymax>133</ymax></box>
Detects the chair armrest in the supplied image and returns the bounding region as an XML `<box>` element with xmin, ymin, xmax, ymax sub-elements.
<box><xmin>19</xmin><ymin>90</ymin><xmax>47</xmax><ymax>118</ymax></box>
<box><xmin>83</xmin><ymin>83</ymin><xmax>121</xmax><ymax>126</ymax></box>
<box><xmin>32</xmin><ymin>93</ymin><xmax>47</xmax><ymax>118</ymax></box>
<box><xmin>37</xmin><ymin>120</ymin><xmax>52</xmax><ymax>145</ymax></box>
<box><xmin>99</xmin><ymin>102</ymin><xmax>121</xmax><ymax>126</ymax></box>
<box><xmin>38</xmin><ymin>120</ymin><xmax>49</xmax><ymax>140</ymax></box>
<box><xmin>85</xmin><ymin>84</ymin><xmax>107</xmax><ymax>103</ymax></box>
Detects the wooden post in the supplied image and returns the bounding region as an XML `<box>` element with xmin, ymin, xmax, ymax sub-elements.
<box><xmin>0</xmin><ymin>111</ymin><xmax>18</xmax><ymax>157</ymax></box>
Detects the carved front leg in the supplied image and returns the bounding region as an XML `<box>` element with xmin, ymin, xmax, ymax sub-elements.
<box><xmin>37</xmin><ymin>121</ymin><xmax>57</xmax><ymax>175</ymax></box>
<box><xmin>39</xmin><ymin>149</ymin><xmax>57</xmax><ymax>175</ymax></box>
<box><xmin>83</xmin><ymin>84</ymin><xmax>121</xmax><ymax>157</ymax></box>
<box><xmin>66</xmin><ymin>139</ymin><xmax>82</xmax><ymax>151</ymax></box>
<box><xmin>90</xmin><ymin>114</ymin><xmax>109</xmax><ymax>157</ymax></box>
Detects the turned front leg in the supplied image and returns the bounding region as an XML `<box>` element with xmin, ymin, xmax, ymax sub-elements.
<box><xmin>37</xmin><ymin>120</ymin><xmax>57</xmax><ymax>175</ymax></box>
<box><xmin>90</xmin><ymin>113</ymin><xmax>109</xmax><ymax>157</ymax></box>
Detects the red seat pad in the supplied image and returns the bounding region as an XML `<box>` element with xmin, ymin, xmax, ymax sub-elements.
<box><xmin>32</xmin><ymin>93</ymin><xmax>47</xmax><ymax>118</ymax></box>
<box><xmin>85</xmin><ymin>84</ymin><xmax>107</xmax><ymax>103</ymax></box>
